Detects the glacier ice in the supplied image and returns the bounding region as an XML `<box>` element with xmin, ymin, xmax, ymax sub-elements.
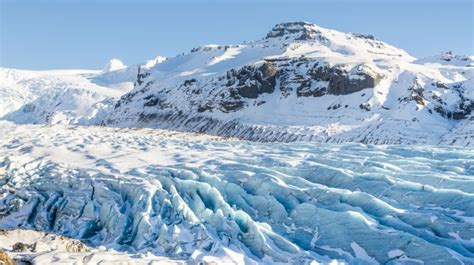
<box><xmin>0</xmin><ymin>121</ymin><xmax>473</xmax><ymax>264</ymax></box>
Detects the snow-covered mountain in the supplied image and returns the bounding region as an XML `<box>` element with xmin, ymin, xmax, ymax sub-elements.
<box><xmin>103</xmin><ymin>22</ymin><xmax>473</xmax><ymax>146</ymax></box>
<box><xmin>0</xmin><ymin>62</ymin><xmax>136</xmax><ymax>125</ymax></box>
<box><xmin>1</xmin><ymin>22</ymin><xmax>473</xmax><ymax>146</ymax></box>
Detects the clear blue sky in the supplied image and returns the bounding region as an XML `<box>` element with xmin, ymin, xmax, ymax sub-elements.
<box><xmin>1</xmin><ymin>0</ymin><xmax>473</xmax><ymax>70</ymax></box>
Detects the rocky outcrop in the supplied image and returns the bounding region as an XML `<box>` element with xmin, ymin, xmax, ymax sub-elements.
<box><xmin>266</xmin><ymin>22</ymin><xmax>321</xmax><ymax>41</ymax></box>
<box><xmin>226</xmin><ymin>62</ymin><xmax>277</xmax><ymax>99</ymax></box>
<box><xmin>399</xmin><ymin>79</ymin><xmax>426</xmax><ymax>105</ymax></box>
<box><xmin>328</xmin><ymin>65</ymin><xmax>382</xmax><ymax>95</ymax></box>
<box><xmin>11</xmin><ymin>242</ymin><xmax>34</xmax><ymax>252</ymax></box>
<box><xmin>434</xmin><ymin>101</ymin><xmax>474</xmax><ymax>120</ymax></box>
<box><xmin>275</xmin><ymin>61</ymin><xmax>383</xmax><ymax>98</ymax></box>
<box><xmin>303</xmin><ymin>63</ymin><xmax>382</xmax><ymax>96</ymax></box>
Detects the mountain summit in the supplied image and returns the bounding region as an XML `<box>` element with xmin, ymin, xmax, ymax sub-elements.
<box><xmin>103</xmin><ymin>58</ymin><xmax>126</xmax><ymax>72</ymax></box>
<box><xmin>265</xmin><ymin>21</ymin><xmax>322</xmax><ymax>40</ymax></box>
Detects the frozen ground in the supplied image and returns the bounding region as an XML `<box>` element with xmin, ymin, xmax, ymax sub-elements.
<box><xmin>0</xmin><ymin>121</ymin><xmax>473</xmax><ymax>264</ymax></box>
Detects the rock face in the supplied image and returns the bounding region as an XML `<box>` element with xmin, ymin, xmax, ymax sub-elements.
<box><xmin>225</xmin><ymin>60</ymin><xmax>382</xmax><ymax>100</ymax></box>
<box><xmin>325</xmin><ymin>64</ymin><xmax>382</xmax><ymax>95</ymax></box>
<box><xmin>266</xmin><ymin>22</ymin><xmax>321</xmax><ymax>40</ymax></box>
<box><xmin>294</xmin><ymin>62</ymin><xmax>382</xmax><ymax>97</ymax></box>
<box><xmin>227</xmin><ymin>62</ymin><xmax>277</xmax><ymax>99</ymax></box>
<box><xmin>12</xmin><ymin>242</ymin><xmax>33</xmax><ymax>252</ymax></box>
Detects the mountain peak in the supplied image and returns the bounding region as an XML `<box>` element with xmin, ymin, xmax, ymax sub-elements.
<box><xmin>103</xmin><ymin>58</ymin><xmax>126</xmax><ymax>72</ymax></box>
<box><xmin>265</xmin><ymin>22</ymin><xmax>321</xmax><ymax>40</ymax></box>
<box><xmin>144</xmin><ymin>56</ymin><xmax>167</xmax><ymax>68</ymax></box>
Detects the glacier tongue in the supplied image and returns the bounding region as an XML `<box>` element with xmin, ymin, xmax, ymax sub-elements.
<box><xmin>0</xmin><ymin>121</ymin><xmax>473</xmax><ymax>264</ymax></box>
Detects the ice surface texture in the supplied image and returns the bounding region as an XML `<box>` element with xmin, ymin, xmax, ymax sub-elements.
<box><xmin>0</xmin><ymin>122</ymin><xmax>473</xmax><ymax>264</ymax></box>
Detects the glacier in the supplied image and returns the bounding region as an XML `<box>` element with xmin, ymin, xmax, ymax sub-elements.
<box><xmin>0</xmin><ymin>121</ymin><xmax>473</xmax><ymax>264</ymax></box>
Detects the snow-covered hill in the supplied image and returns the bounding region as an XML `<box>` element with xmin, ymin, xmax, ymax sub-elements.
<box><xmin>0</xmin><ymin>67</ymin><xmax>134</xmax><ymax>125</ymax></box>
<box><xmin>1</xmin><ymin>22</ymin><xmax>472</xmax><ymax>146</ymax></box>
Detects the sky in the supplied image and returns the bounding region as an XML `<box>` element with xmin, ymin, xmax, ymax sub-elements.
<box><xmin>1</xmin><ymin>0</ymin><xmax>473</xmax><ymax>70</ymax></box>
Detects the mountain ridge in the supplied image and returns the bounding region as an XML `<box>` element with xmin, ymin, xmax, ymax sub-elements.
<box><xmin>1</xmin><ymin>22</ymin><xmax>472</xmax><ymax>145</ymax></box>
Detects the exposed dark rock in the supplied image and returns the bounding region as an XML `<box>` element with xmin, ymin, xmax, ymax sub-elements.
<box><xmin>115</xmin><ymin>88</ymin><xmax>144</xmax><ymax>109</ymax></box>
<box><xmin>138</xmin><ymin>113</ymin><xmax>158</xmax><ymax>122</ymax></box>
<box><xmin>301</xmin><ymin>63</ymin><xmax>382</xmax><ymax>97</ymax></box>
<box><xmin>434</xmin><ymin>81</ymin><xmax>449</xmax><ymax>89</ymax></box>
<box><xmin>11</xmin><ymin>242</ymin><xmax>34</xmax><ymax>252</ymax></box>
<box><xmin>296</xmin><ymin>79</ymin><xmax>327</xmax><ymax>97</ymax></box>
<box><xmin>184</xmin><ymin>79</ymin><xmax>197</xmax><ymax>86</ymax></box>
<box><xmin>238</xmin><ymin>83</ymin><xmax>260</xmax><ymax>99</ymax></box>
<box><xmin>228</xmin><ymin>63</ymin><xmax>277</xmax><ymax>99</ymax></box>
<box><xmin>399</xmin><ymin>79</ymin><xmax>425</xmax><ymax>105</ymax></box>
<box><xmin>135</xmin><ymin>66</ymin><xmax>151</xmax><ymax>86</ymax></box>
<box><xmin>435</xmin><ymin>100</ymin><xmax>474</xmax><ymax>120</ymax></box>
<box><xmin>197</xmin><ymin>104</ymin><xmax>213</xmax><ymax>113</ymax></box>
<box><xmin>266</xmin><ymin>22</ymin><xmax>320</xmax><ymax>40</ymax></box>
<box><xmin>143</xmin><ymin>95</ymin><xmax>159</xmax><ymax>107</ymax></box>
<box><xmin>65</xmin><ymin>239</ymin><xmax>89</xmax><ymax>253</ymax></box>
<box><xmin>352</xmin><ymin>33</ymin><xmax>376</xmax><ymax>40</ymax></box>
<box><xmin>359</xmin><ymin>103</ymin><xmax>371</xmax><ymax>111</ymax></box>
<box><xmin>327</xmin><ymin>65</ymin><xmax>382</xmax><ymax>95</ymax></box>
<box><xmin>220</xmin><ymin>101</ymin><xmax>244</xmax><ymax>113</ymax></box>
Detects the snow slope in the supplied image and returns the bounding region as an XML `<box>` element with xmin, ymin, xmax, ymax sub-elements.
<box><xmin>0</xmin><ymin>67</ymin><xmax>134</xmax><ymax>125</ymax></box>
<box><xmin>0</xmin><ymin>121</ymin><xmax>473</xmax><ymax>264</ymax></box>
